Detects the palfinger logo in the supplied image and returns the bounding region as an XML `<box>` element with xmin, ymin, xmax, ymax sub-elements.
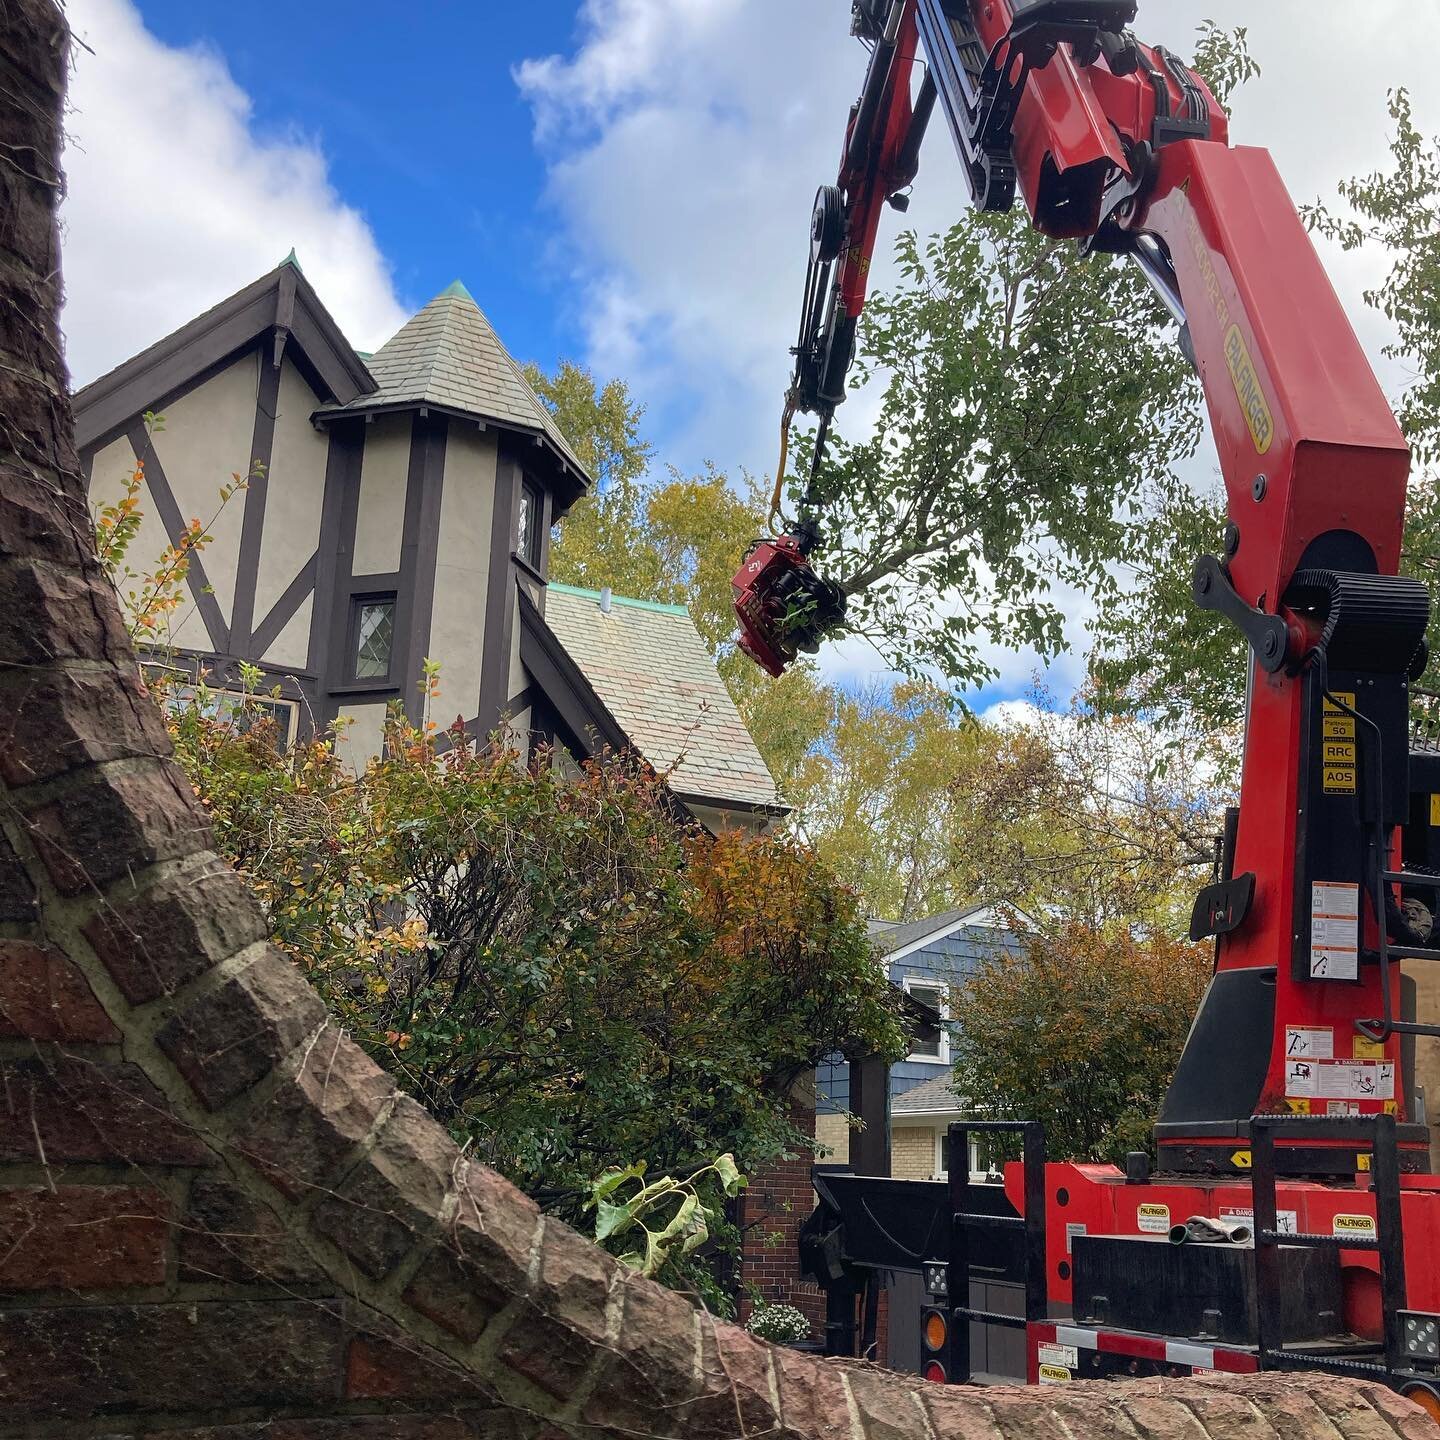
<box><xmin>1225</xmin><ymin>325</ymin><xmax>1275</xmax><ymax>455</ymax></box>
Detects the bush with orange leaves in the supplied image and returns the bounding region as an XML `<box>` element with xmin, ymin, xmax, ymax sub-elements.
<box><xmin>949</xmin><ymin>921</ymin><xmax>1211</xmax><ymax>1164</ymax></box>
<box><xmin>168</xmin><ymin>685</ymin><xmax>904</xmax><ymax>1310</ymax></box>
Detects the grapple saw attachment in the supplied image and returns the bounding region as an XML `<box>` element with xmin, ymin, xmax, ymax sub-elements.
<box><xmin>732</xmin><ymin>534</ymin><xmax>847</xmax><ymax>678</ymax></box>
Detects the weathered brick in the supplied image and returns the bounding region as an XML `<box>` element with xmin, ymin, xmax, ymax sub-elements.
<box><xmin>576</xmin><ymin>1274</ymin><xmax>697</xmax><ymax>1432</ymax></box>
<box><xmin>403</xmin><ymin>1163</ymin><xmax>539</xmax><ymax>1343</ymax></box>
<box><xmin>0</xmin><ymin>940</ymin><xmax>119</xmax><ymax>1041</ymax></box>
<box><xmin>0</xmin><ymin>1300</ymin><xmax>345</xmax><ymax>1418</ymax></box>
<box><xmin>84</xmin><ymin>860</ymin><xmax>266</xmax><ymax>1003</ymax></box>
<box><xmin>776</xmin><ymin>1345</ymin><xmax>853</xmax><ymax>1440</ymax></box>
<box><xmin>345</xmin><ymin>1330</ymin><xmax>496</xmax><ymax>1404</ymax></box>
<box><xmin>0</xmin><ymin>557</ymin><xmax>129</xmax><ymax>667</ymax></box>
<box><xmin>1164</xmin><ymin>1380</ymin><xmax>1283</xmax><ymax>1440</ymax></box>
<box><xmin>1115</xmin><ymin>1384</ymin><xmax>1211</xmax><ymax>1440</ymax></box>
<box><xmin>0</xmin><ymin>1185</ymin><xmax>169</xmax><ymax>1289</ymax></box>
<box><xmin>156</xmin><ymin>948</ymin><xmax>326</xmax><ymax>1109</ymax></box>
<box><xmin>686</xmin><ymin>1315</ymin><xmax>781</xmax><ymax>1438</ymax></box>
<box><xmin>501</xmin><ymin>1217</ymin><xmax>616</xmax><ymax>1401</ymax></box>
<box><xmin>311</xmin><ymin>1095</ymin><xmax>463</xmax><ymax>1280</ymax></box>
<box><xmin>0</xmin><ymin>461</ymin><xmax>92</xmax><ymax>570</ymax></box>
<box><xmin>0</xmin><ymin>664</ymin><xmax>170</xmax><ymax>785</ymax></box>
<box><xmin>0</xmin><ymin>1054</ymin><xmax>212</xmax><ymax>1166</ymax></box>
<box><xmin>27</xmin><ymin>758</ymin><xmax>208</xmax><ymax>893</ymax></box>
<box><xmin>0</xmin><ymin>831</ymin><xmax>38</xmax><ymax>921</ymax></box>
<box><xmin>846</xmin><ymin>1364</ymin><xmax>932</xmax><ymax>1440</ymax></box>
<box><xmin>178</xmin><ymin>1179</ymin><xmax>325</xmax><ymax>1287</ymax></box>
<box><xmin>236</xmin><ymin>1025</ymin><xmax>394</xmax><ymax>1199</ymax></box>
<box><xmin>153</xmin><ymin>1419</ymin><xmax>527</xmax><ymax>1440</ymax></box>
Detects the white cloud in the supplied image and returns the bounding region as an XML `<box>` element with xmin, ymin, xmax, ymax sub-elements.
<box><xmin>519</xmin><ymin>1</ymin><xmax>1440</xmax><ymax>705</ymax></box>
<box><xmin>60</xmin><ymin>0</ymin><xmax>407</xmax><ymax>388</ymax></box>
<box><xmin>518</xmin><ymin>0</ymin><xmax>1440</xmax><ymax>482</ymax></box>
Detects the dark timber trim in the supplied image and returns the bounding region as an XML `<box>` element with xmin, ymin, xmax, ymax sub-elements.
<box><xmin>231</xmin><ymin>343</ymin><xmax>283</xmax><ymax>654</ymax></box>
<box><xmin>250</xmin><ymin>552</ymin><xmax>318</xmax><ymax>659</ymax></box>
<box><xmin>74</xmin><ymin>260</ymin><xmax>375</xmax><ymax>451</ymax></box>
<box><xmin>476</xmin><ymin>449</ymin><xmax>524</xmax><ymax>741</ymax></box>
<box><xmin>309</xmin><ymin>420</ymin><xmax>366</xmax><ymax>728</ymax></box>
<box><xmin>394</xmin><ymin>414</ymin><xmax>448</xmax><ymax>726</ymax></box>
<box><xmin>127</xmin><ymin>422</ymin><xmax>230</xmax><ymax>653</ymax></box>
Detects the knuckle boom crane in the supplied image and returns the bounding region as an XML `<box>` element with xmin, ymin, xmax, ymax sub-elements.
<box><xmin>740</xmin><ymin>0</ymin><xmax>1440</xmax><ymax>1407</ymax></box>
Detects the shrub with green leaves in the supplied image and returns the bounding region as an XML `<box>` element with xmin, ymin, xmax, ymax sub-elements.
<box><xmin>167</xmin><ymin>687</ymin><xmax>905</xmax><ymax>1310</ymax></box>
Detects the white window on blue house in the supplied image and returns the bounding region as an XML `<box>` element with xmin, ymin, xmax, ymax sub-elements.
<box><xmin>904</xmin><ymin>976</ymin><xmax>949</xmax><ymax>1064</ymax></box>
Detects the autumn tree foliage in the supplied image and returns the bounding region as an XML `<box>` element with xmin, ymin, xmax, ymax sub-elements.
<box><xmin>949</xmin><ymin>923</ymin><xmax>1211</xmax><ymax>1163</ymax></box>
<box><xmin>168</xmin><ymin>688</ymin><xmax>904</xmax><ymax>1303</ymax></box>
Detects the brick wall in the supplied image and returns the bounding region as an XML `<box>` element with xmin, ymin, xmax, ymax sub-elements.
<box><xmin>738</xmin><ymin>1106</ymin><xmax>827</xmax><ymax>1337</ymax></box>
<box><xmin>890</xmin><ymin>1124</ymin><xmax>940</xmax><ymax>1181</ymax></box>
<box><xmin>0</xmin><ymin>5</ymin><xmax>1430</xmax><ymax>1436</ymax></box>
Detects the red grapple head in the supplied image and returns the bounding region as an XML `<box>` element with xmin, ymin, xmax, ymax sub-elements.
<box><xmin>732</xmin><ymin>535</ymin><xmax>847</xmax><ymax>678</ymax></box>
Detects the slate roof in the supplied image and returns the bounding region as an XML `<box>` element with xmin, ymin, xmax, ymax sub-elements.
<box><xmin>870</xmin><ymin>905</ymin><xmax>995</xmax><ymax>956</ymax></box>
<box><xmin>892</xmin><ymin>1071</ymin><xmax>966</xmax><ymax>1116</ymax></box>
<box><xmin>323</xmin><ymin>281</ymin><xmax>590</xmax><ymax>484</ymax></box>
<box><xmin>543</xmin><ymin>584</ymin><xmax>785</xmax><ymax>814</ymax></box>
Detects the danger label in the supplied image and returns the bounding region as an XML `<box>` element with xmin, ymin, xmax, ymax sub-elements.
<box><xmin>1322</xmin><ymin>695</ymin><xmax>1357</xmax><ymax>794</ymax></box>
<box><xmin>1137</xmin><ymin>1202</ymin><xmax>1171</xmax><ymax>1235</ymax></box>
<box><xmin>1220</xmin><ymin>1204</ymin><xmax>1296</xmax><ymax>1235</ymax></box>
<box><xmin>1038</xmin><ymin>1343</ymin><xmax>1078</xmax><ymax>1369</ymax></box>
<box><xmin>1310</xmin><ymin>881</ymin><xmax>1359</xmax><ymax>980</ymax></box>
<box><xmin>1285</xmin><ymin>1058</ymin><xmax>1395</xmax><ymax>1101</ymax></box>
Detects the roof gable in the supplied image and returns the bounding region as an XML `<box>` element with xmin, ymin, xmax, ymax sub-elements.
<box><xmin>542</xmin><ymin>584</ymin><xmax>785</xmax><ymax>815</ymax></box>
<box><xmin>321</xmin><ymin>285</ymin><xmax>591</xmax><ymax>498</ymax></box>
<box><xmin>73</xmin><ymin>257</ymin><xmax>376</xmax><ymax>451</ymax></box>
<box><xmin>876</xmin><ymin>904</ymin><xmax>1024</xmax><ymax>964</ymax></box>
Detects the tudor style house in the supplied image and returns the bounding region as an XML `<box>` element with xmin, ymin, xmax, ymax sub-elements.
<box><xmin>73</xmin><ymin>256</ymin><xmax>783</xmax><ymax>835</ymax></box>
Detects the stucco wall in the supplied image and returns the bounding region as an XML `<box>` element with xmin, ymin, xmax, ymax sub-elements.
<box><xmin>147</xmin><ymin>350</ymin><xmax>260</xmax><ymax>627</ymax></box>
<box><xmin>353</xmin><ymin>414</ymin><xmax>411</xmax><ymax>576</ymax></box>
<box><xmin>429</xmin><ymin>425</ymin><xmax>495</xmax><ymax>723</ymax></box>
<box><xmin>254</xmin><ymin>357</ymin><xmax>329</xmax><ymax>637</ymax></box>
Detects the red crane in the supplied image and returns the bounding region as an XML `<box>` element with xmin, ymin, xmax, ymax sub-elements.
<box><xmin>738</xmin><ymin>0</ymin><xmax>1440</xmax><ymax>1409</ymax></box>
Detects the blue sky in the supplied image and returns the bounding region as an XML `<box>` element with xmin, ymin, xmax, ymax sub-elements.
<box><xmin>57</xmin><ymin>0</ymin><xmax>1440</xmax><ymax>713</ymax></box>
<box><xmin>128</xmin><ymin>1</ymin><xmax>582</xmax><ymax>374</ymax></box>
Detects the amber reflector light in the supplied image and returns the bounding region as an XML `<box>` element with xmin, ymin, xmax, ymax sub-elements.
<box><xmin>923</xmin><ymin>1312</ymin><xmax>948</xmax><ymax>1352</ymax></box>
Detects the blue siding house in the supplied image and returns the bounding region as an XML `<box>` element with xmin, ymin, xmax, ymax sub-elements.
<box><xmin>815</xmin><ymin>905</ymin><xmax>1021</xmax><ymax>1168</ymax></box>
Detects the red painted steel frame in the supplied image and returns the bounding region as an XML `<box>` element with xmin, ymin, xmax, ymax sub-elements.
<box><xmin>827</xmin><ymin>1</ymin><xmax>1415</xmax><ymax>1129</ymax></box>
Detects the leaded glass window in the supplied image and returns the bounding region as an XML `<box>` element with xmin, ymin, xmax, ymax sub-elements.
<box><xmin>353</xmin><ymin>598</ymin><xmax>394</xmax><ymax>680</ymax></box>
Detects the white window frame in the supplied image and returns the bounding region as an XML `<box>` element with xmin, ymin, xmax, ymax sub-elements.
<box><xmin>934</xmin><ymin>1129</ymin><xmax>1000</xmax><ymax>1184</ymax></box>
<box><xmin>903</xmin><ymin>974</ymin><xmax>950</xmax><ymax>1065</ymax></box>
<box><xmin>166</xmin><ymin>684</ymin><xmax>298</xmax><ymax>748</ymax></box>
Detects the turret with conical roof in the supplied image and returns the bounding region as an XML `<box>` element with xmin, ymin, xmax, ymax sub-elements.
<box><xmin>320</xmin><ymin>282</ymin><xmax>588</xmax><ymax>489</ymax></box>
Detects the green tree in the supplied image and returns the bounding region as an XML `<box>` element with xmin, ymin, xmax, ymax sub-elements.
<box><xmin>792</xmin><ymin>210</ymin><xmax>1200</xmax><ymax>686</ymax></box>
<box><xmin>168</xmin><ymin>687</ymin><xmax>905</xmax><ymax>1307</ymax></box>
<box><xmin>949</xmin><ymin>923</ymin><xmax>1211</xmax><ymax>1163</ymax></box>
<box><xmin>793</xmin><ymin>684</ymin><xmax>1228</xmax><ymax>930</ymax></box>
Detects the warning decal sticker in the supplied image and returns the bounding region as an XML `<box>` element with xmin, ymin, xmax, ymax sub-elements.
<box><xmin>1322</xmin><ymin>693</ymin><xmax>1357</xmax><ymax>794</ymax></box>
<box><xmin>1285</xmin><ymin>1058</ymin><xmax>1395</xmax><ymax>1101</ymax></box>
<box><xmin>1310</xmin><ymin>881</ymin><xmax>1359</xmax><ymax>980</ymax></box>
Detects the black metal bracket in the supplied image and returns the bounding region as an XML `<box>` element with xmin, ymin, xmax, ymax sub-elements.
<box><xmin>1190</xmin><ymin>871</ymin><xmax>1255</xmax><ymax>941</ymax></box>
<box><xmin>947</xmin><ymin>1119</ymin><xmax>1047</xmax><ymax>1385</ymax></box>
<box><xmin>1251</xmin><ymin>1113</ymin><xmax>1408</xmax><ymax>1377</ymax></box>
<box><xmin>1193</xmin><ymin>554</ymin><xmax>1291</xmax><ymax>672</ymax></box>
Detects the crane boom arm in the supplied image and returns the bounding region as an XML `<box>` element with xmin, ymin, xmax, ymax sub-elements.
<box><xmin>734</xmin><ymin>0</ymin><xmax>1436</xmax><ymax>1176</ymax></box>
